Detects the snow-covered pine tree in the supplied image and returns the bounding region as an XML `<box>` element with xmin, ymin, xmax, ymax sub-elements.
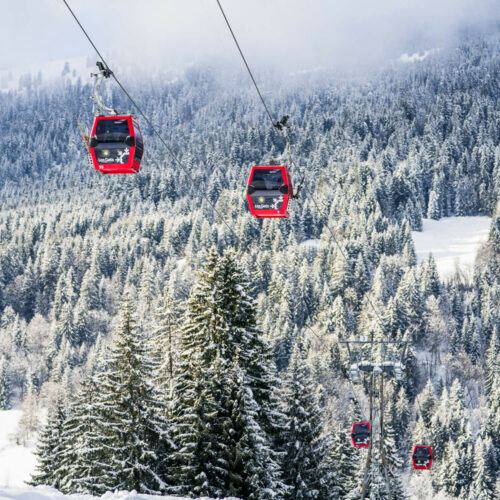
<box><xmin>381</xmin><ymin>412</ymin><xmax>406</xmax><ymax>499</ymax></box>
<box><xmin>418</xmin><ymin>380</ymin><xmax>436</xmax><ymax>427</ymax></box>
<box><xmin>169</xmin><ymin>247</ymin><xmax>285</xmax><ymax>497</ymax></box>
<box><xmin>218</xmin><ymin>356</ymin><xmax>283</xmax><ymax>500</ymax></box>
<box><xmin>0</xmin><ymin>357</ymin><xmax>11</xmax><ymax>409</ymax></box>
<box><xmin>81</xmin><ymin>292</ymin><xmax>172</xmax><ymax>494</ymax></box>
<box><xmin>436</xmin><ymin>439</ymin><xmax>461</xmax><ymax>497</ymax></box>
<box><xmin>485</xmin><ymin>328</ymin><xmax>499</xmax><ymax>397</ymax></box>
<box><xmin>151</xmin><ymin>286</ymin><xmax>181</xmax><ymax>400</ymax></box>
<box><xmin>482</xmin><ymin>370</ymin><xmax>500</xmax><ymax>471</ymax></box>
<box><xmin>468</xmin><ymin>436</ymin><xmax>497</xmax><ymax>500</ymax></box>
<box><xmin>55</xmin><ymin>375</ymin><xmax>116</xmax><ymax>495</ymax></box>
<box><xmin>393</xmin><ymin>386</ymin><xmax>411</xmax><ymax>452</ymax></box>
<box><xmin>281</xmin><ymin>343</ymin><xmax>332</xmax><ymax>499</ymax></box>
<box><xmin>325</xmin><ymin>423</ymin><xmax>358</xmax><ymax>498</ymax></box>
<box><xmin>29</xmin><ymin>396</ymin><xmax>67</xmax><ymax>489</ymax></box>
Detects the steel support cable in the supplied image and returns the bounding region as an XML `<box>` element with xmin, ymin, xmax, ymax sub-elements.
<box><xmin>214</xmin><ymin>0</ymin><xmax>387</xmax><ymax>332</ymax></box>
<box><xmin>215</xmin><ymin>0</ymin><xmax>309</xmax><ymax>196</ymax></box>
<box><xmin>215</xmin><ymin>2</ymin><xmax>392</xmax><ymax>448</ymax></box>
<box><xmin>211</xmin><ymin>9</ymin><xmax>397</xmax><ymax>493</ymax></box>
<box><xmin>215</xmin><ymin>0</ymin><xmax>276</xmax><ymax>129</ymax></box>
<box><xmin>61</xmin><ymin>0</ymin><xmax>245</xmax><ymax>249</ymax></box>
<box><xmin>63</xmin><ymin>0</ymin><xmax>334</xmax><ymax>354</ymax></box>
<box><xmin>65</xmin><ymin>0</ymin><xmax>390</xmax><ymax>372</ymax></box>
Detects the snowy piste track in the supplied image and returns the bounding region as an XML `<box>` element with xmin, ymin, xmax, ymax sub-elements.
<box><xmin>0</xmin><ymin>487</ymin><xmax>240</xmax><ymax>500</ymax></box>
<box><xmin>411</xmin><ymin>216</ymin><xmax>491</xmax><ymax>279</ymax></box>
<box><xmin>0</xmin><ymin>410</ymin><xmax>38</xmax><ymax>488</ymax></box>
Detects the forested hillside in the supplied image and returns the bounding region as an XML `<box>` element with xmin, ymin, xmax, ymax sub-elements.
<box><xmin>0</xmin><ymin>31</ymin><xmax>499</xmax><ymax>499</ymax></box>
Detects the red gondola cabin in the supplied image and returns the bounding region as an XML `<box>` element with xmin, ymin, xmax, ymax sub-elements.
<box><xmin>88</xmin><ymin>116</ymin><xmax>144</xmax><ymax>174</ymax></box>
<box><xmin>246</xmin><ymin>166</ymin><xmax>292</xmax><ymax>218</ymax></box>
<box><xmin>412</xmin><ymin>446</ymin><xmax>433</xmax><ymax>470</ymax></box>
<box><xmin>351</xmin><ymin>422</ymin><xmax>370</xmax><ymax>447</ymax></box>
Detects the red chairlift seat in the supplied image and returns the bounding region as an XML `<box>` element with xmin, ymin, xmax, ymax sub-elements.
<box><xmin>412</xmin><ymin>445</ymin><xmax>433</xmax><ymax>470</ymax></box>
<box><xmin>246</xmin><ymin>166</ymin><xmax>293</xmax><ymax>218</ymax></box>
<box><xmin>88</xmin><ymin>116</ymin><xmax>144</xmax><ymax>174</ymax></box>
<box><xmin>351</xmin><ymin>422</ymin><xmax>370</xmax><ymax>447</ymax></box>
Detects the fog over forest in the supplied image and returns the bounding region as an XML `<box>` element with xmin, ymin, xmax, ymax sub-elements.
<box><xmin>0</xmin><ymin>2</ymin><xmax>500</xmax><ymax>499</ymax></box>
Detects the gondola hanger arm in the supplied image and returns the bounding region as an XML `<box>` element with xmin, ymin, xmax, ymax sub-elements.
<box><xmin>91</xmin><ymin>61</ymin><xmax>117</xmax><ymax>116</ymax></box>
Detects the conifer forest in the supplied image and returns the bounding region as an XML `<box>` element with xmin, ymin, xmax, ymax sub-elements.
<box><xmin>0</xmin><ymin>5</ymin><xmax>500</xmax><ymax>499</ymax></box>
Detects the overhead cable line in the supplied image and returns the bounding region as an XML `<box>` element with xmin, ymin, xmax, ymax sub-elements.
<box><xmin>61</xmin><ymin>0</ymin><xmax>245</xmax><ymax>249</ymax></box>
<box><xmin>215</xmin><ymin>0</ymin><xmax>379</xmax><ymax>424</ymax></box>
<box><xmin>61</xmin><ymin>0</ymin><xmax>333</xmax><ymax>357</ymax></box>
<box><xmin>215</xmin><ymin>0</ymin><xmax>276</xmax><ymax>129</ymax></box>
<box><xmin>61</xmin><ymin>0</ymin><xmax>385</xmax><ymax>361</ymax></box>
<box><xmin>214</xmin><ymin>0</ymin><xmax>387</xmax><ymax>330</ymax></box>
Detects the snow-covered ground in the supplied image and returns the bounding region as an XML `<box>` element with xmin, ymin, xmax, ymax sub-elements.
<box><xmin>0</xmin><ymin>410</ymin><xmax>37</xmax><ymax>488</ymax></box>
<box><xmin>0</xmin><ymin>412</ymin><xmax>235</xmax><ymax>498</ymax></box>
<box><xmin>299</xmin><ymin>239</ymin><xmax>321</xmax><ymax>249</ymax></box>
<box><xmin>0</xmin><ymin>487</ymin><xmax>237</xmax><ymax>500</ymax></box>
<box><xmin>412</xmin><ymin>216</ymin><xmax>491</xmax><ymax>279</ymax></box>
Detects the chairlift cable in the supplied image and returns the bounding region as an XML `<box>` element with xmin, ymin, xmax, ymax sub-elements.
<box><xmin>215</xmin><ymin>0</ymin><xmax>276</xmax><ymax>129</ymax></box>
<box><xmin>215</xmin><ymin>5</ymin><xmax>393</xmax><ymax>472</ymax></box>
<box><xmin>214</xmin><ymin>0</ymin><xmax>387</xmax><ymax>331</ymax></box>
<box><xmin>61</xmin><ymin>0</ymin><xmax>244</xmax><ymax>248</ymax></box>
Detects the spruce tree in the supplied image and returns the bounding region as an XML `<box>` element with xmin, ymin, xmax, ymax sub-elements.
<box><xmin>325</xmin><ymin>424</ymin><xmax>358</xmax><ymax>498</ymax></box>
<box><xmin>169</xmin><ymin>247</ymin><xmax>285</xmax><ymax>497</ymax></box>
<box><xmin>418</xmin><ymin>380</ymin><xmax>436</xmax><ymax>427</ymax></box>
<box><xmin>393</xmin><ymin>386</ymin><xmax>411</xmax><ymax>452</ymax></box>
<box><xmin>55</xmin><ymin>375</ymin><xmax>116</xmax><ymax>495</ymax></box>
<box><xmin>476</xmin><ymin>435</ymin><xmax>497</xmax><ymax>496</ymax></box>
<box><xmin>98</xmin><ymin>292</ymin><xmax>172</xmax><ymax>493</ymax></box>
<box><xmin>151</xmin><ymin>286</ymin><xmax>181</xmax><ymax>400</ymax></box>
<box><xmin>281</xmin><ymin>344</ymin><xmax>331</xmax><ymax>499</ymax></box>
<box><xmin>485</xmin><ymin>329</ymin><xmax>499</xmax><ymax>397</ymax></box>
<box><xmin>29</xmin><ymin>397</ymin><xmax>67</xmax><ymax>489</ymax></box>
<box><xmin>220</xmin><ymin>359</ymin><xmax>282</xmax><ymax>500</ymax></box>
<box><xmin>0</xmin><ymin>357</ymin><xmax>11</xmax><ymax>409</ymax></box>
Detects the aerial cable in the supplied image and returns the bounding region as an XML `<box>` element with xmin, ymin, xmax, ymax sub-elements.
<box><xmin>215</xmin><ymin>0</ymin><xmax>276</xmax><ymax>129</ymax></box>
<box><xmin>64</xmin><ymin>0</ymin><xmax>390</xmax><ymax>353</ymax></box>
<box><xmin>214</xmin><ymin>5</ymin><xmax>390</xmax><ymax>434</ymax></box>
<box><xmin>61</xmin><ymin>2</ymin><xmax>331</xmax><ymax>347</ymax></box>
<box><xmin>61</xmin><ymin>0</ymin><xmax>245</xmax><ymax>249</ymax></box>
<box><xmin>216</xmin><ymin>0</ymin><xmax>306</xmax><ymax>191</ymax></box>
<box><xmin>216</xmin><ymin>4</ymin><xmax>403</xmax><ymax>491</ymax></box>
<box><xmin>214</xmin><ymin>0</ymin><xmax>387</xmax><ymax>330</ymax></box>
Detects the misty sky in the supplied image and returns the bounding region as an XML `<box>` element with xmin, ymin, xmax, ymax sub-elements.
<box><xmin>1</xmin><ymin>0</ymin><xmax>499</xmax><ymax>72</ymax></box>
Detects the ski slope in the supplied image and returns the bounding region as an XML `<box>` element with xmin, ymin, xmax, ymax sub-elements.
<box><xmin>412</xmin><ymin>216</ymin><xmax>491</xmax><ymax>279</ymax></box>
<box><xmin>0</xmin><ymin>487</ymin><xmax>238</xmax><ymax>500</ymax></box>
<box><xmin>0</xmin><ymin>410</ymin><xmax>37</xmax><ymax>488</ymax></box>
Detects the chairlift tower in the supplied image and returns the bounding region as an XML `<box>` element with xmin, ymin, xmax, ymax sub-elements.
<box><xmin>341</xmin><ymin>338</ymin><xmax>409</xmax><ymax>500</ymax></box>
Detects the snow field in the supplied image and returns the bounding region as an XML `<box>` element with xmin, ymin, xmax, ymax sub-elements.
<box><xmin>0</xmin><ymin>486</ymin><xmax>238</xmax><ymax>500</ymax></box>
<box><xmin>411</xmin><ymin>216</ymin><xmax>491</xmax><ymax>279</ymax></box>
<box><xmin>0</xmin><ymin>487</ymin><xmax>237</xmax><ymax>500</ymax></box>
<box><xmin>0</xmin><ymin>410</ymin><xmax>37</xmax><ymax>487</ymax></box>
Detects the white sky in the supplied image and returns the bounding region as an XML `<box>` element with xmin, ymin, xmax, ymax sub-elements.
<box><xmin>1</xmin><ymin>0</ymin><xmax>499</xmax><ymax>72</ymax></box>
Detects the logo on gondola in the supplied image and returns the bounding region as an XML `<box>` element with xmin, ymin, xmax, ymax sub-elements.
<box><xmin>116</xmin><ymin>148</ymin><xmax>130</xmax><ymax>164</ymax></box>
<box><xmin>97</xmin><ymin>148</ymin><xmax>130</xmax><ymax>164</ymax></box>
<box><xmin>253</xmin><ymin>195</ymin><xmax>284</xmax><ymax>211</ymax></box>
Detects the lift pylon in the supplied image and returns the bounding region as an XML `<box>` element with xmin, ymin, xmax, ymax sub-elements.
<box><xmin>341</xmin><ymin>338</ymin><xmax>408</xmax><ymax>499</ymax></box>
